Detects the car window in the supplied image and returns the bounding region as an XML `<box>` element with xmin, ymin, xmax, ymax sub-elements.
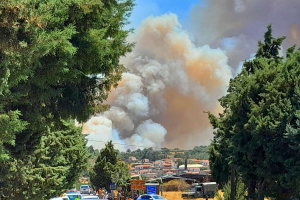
<box><xmin>152</xmin><ymin>196</ymin><xmax>165</xmax><ymax>199</ymax></box>
<box><xmin>140</xmin><ymin>195</ymin><xmax>153</xmax><ymax>199</ymax></box>
<box><xmin>81</xmin><ymin>186</ymin><xmax>89</xmax><ymax>189</ymax></box>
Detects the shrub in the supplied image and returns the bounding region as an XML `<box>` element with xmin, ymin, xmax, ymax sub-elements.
<box><xmin>163</xmin><ymin>180</ymin><xmax>190</xmax><ymax>191</ymax></box>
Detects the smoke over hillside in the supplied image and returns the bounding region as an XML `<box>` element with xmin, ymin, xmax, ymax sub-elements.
<box><xmin>191</xmin><ymin>0</ymin><xmax>300</xmax><ymax>73</ymax></box>
<box><xmin>83</xmin><ymin>14</ymin><xmax>232</xmax><ymax>150</ymax></box>
<box><xmin>83</xmin><ymin>1</ymin><xmax>300</xmax><ymax>151</ymax></box>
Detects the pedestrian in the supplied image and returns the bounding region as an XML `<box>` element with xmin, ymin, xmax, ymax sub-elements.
<box><xmin>102</xmin><ymin>187</ymin><xmax>107</xmax><ymax>199</ymax></box>
<box><xmin>205</xmin><ymin>195</ymin><xmax>208</xmax><ymax>200</ymax></box>
<box><xmin>107</xmin><ymin>193</ymin><xmax>113</xmax><ymax>200</ymax></box>
<box><xmin>133</xmin><ymin>191</ymin><xmax>138</xmax><ymax>200</ymax></box>
<box><xmin>75</xmin><ymin>195</ymin><xmax>80</xmax><ymax>200</ymax></box>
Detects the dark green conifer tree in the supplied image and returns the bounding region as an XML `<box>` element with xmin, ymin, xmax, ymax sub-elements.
<box><xmin>208</xmin><ymin>25</ymin><xmax>300</xmax><ymax>199</ymax></box>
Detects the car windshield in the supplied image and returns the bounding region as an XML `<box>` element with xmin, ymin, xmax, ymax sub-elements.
<box><xmin>81</xmin><ymin>186</ymin><xmax>89</xmax><ymax>189</ymax></box>
<box><xmin>83</xmin><ymin>197</ymin><xmax>99</xmax><ymax>199</ymax></box>
<box><xmin>152</xmin><ymin>196</ymin><xmax>165</xmax><ymax>199</ymax></box>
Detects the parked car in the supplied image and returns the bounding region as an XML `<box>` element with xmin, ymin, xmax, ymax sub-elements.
<box><xmin>65</xmin><ymin>192</ymin><xmax>82</xmax><ymax>200</ymax></box>
<box><xmin>82</xmin><ymin>195</ymin><xmax>99</xmax><ymax>199</ymax></box>
<box><xmin>80</xmin><ymin>185</ymin><xmax>91</xmax><ymax>194</ymax></box>
<box><xmin>137</xmin><ymin>194</ymin><xmax>166</xmax><ymax>200</ymax></box>
<box><xmin>68</xmin><ymin>187</ymin><xmax>78</xmax><ymax>192</ymax></box>
<box><xmin>89</xmin><ymin>186</ymin><xmax>93</xmax><ymax>193</ymax></box>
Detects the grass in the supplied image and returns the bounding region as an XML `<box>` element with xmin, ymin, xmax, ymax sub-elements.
<box><xmin>160</xmin><ymin>191</ymin><xmax>271</xmax><ymax>200</ymax></box>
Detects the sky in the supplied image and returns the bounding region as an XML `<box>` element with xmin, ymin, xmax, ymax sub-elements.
<box><xmin>127</xmin><ymin>0</ymin><xmax>202</xmax><ymax>30</ymax></box>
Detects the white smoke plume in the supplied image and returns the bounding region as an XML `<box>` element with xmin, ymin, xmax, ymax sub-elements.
<box><xmin>83</xmin><ymin>13</ymin><xmax>232</xmax><ymax>151</ymax></box>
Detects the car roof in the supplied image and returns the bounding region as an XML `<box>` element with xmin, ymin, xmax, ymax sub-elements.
<box><xmin>82</xmin><ymin>196</ymin><xmax>99</xmax><ymax>199</ymax></box>
<box><xmin>66</xmin><ymin>192</ymin><xmax>81</xmax><ymax>195</ymax></box>
<box><xmin>139</xmin><ymin>194</ymin><xmax>165</xmax><ymax>199</ymax></box>
<box><xmin>140</xmin><ymin>194</ymin><xmax>162</xmax><ymax>197</ymax></box>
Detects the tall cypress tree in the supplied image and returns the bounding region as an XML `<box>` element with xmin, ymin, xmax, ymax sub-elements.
<box><xmin>208</xmin><ymin>25</ymin><xmax>300</xmax><ymax>199</ymax></box>
<box><xmin>90</xmin><ymin>141</ymin><xmax>119</xmax><ymax>190</ymax></box>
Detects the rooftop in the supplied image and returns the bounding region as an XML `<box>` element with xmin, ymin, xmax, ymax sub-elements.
<box><xmin>136</xmin><ymin>165</ymin><xmax>150</xmax><ymax>167</ymax></box>
<box><xmin>179</xmin><ymin>164</ymin><xmax>203</xmax><ymax>169</ymax></box>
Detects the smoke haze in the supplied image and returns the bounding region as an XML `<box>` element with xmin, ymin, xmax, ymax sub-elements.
<box><xmin>83</xmin><ymin>14</ymin><xmax>232</xmax><ymax>150</ymax></box>
<box><xmin>83</xmin><ymin>1</ymin><xmax>300</xmax><ymax>151</ymax></box>
<box><xmin>191</xmin><ymin>0</ymin><xmax>300</xmax><ymax>71</ymax></box>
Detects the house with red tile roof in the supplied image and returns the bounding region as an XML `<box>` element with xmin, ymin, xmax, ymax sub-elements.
<box><xmin>187</xmin><ymin>159</ymin><xmax>198</xmax><ymax>164</ymax></box>
<box><xmin>135</xmin><ymin>165</ymin><xmax>151</xmax><ymax>171</ymax></box>
<box><xmin>199</xmin><ymin>160</ymin><xmax>210</xmax><ymax>166</ymax></box>
<box><xmin>129</xmin><ymin>156</ymin><xmax>136</xmax><ymax>161</ymax></box>
<box><xmin>138</xmin><ymin>169</ymin><xmax>150</xmax><ymax>175</ymax></box>
<box><xmin>145</xmin><ymin>173</ymin><xmax>158</xmax><ymax>178</ymax></box>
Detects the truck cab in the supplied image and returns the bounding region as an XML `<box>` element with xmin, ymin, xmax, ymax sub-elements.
<box><xmin>182</xmin><ymin>182</ymin><xmax>218</xmax><ymax>199</ymax></box>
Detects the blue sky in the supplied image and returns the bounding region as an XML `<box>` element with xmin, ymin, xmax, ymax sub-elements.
<box><xmin>128</xmin><ymin>0</ymin><xmax>202</xmax><ymax>29</ymax></box>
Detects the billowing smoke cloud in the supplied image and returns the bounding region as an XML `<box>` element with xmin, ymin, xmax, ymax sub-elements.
<box><xmin>83</xmin><ymin>13</ymin><xmax>232</xmax><ymax>150</ymax></box>
<box><xmin>191</xmin><ymin>0</ymin><xmax>300</xmax><ymax>71</ymax></box>
<box><xmin>83</xmin><ymin>116</ymin><xmax>127</xmax><ymax>152</ymax></box>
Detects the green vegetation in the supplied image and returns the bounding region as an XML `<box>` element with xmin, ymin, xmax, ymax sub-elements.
<box><xmin>90</xmin><ymin>141</ymin><xmax>131</xmax><ymax>192</ymax></box>
<box><xmin>3</xmin><ymin>120</ymin><xmax>89</xmax><ymax>200</ymax></box>
<box><xmin>0</xmin><ymin>0</ymin><xmax>134</xmax><ymax>199</ymax></box>
<box><xmin>208</xmin><ymin>25</ymin><xmax>300</xmax><ymax>200</ymax></box>
<box><xmin>119</xmin><ymin>146</ymin><xmax>209</xmax><ymax>162</ymax></box>
<box><xmin>215</xmin><ymin>178</ymin><xmax>246</xmax><ymax>200</ymax></box>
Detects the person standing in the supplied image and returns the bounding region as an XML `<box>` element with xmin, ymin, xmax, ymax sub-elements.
<box><xmin>133</xmin><ymin>191</ymin><xmax>138</xmax><ymax>200</ymax></box>
<box><xmin>102</xmin><ymin>188</ymin><xmax>107</xmax><ymax>199</ymax></box>
<box><xmin>107</xmin><ymin>193</ymin><xmax>113</xmax><ymax>200</ymax></box>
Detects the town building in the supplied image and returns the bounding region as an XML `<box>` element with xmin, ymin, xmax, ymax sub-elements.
<box><xmin>129</xmin><ymin>156</ymin><xmax>136</xmax><ymax>161</ymax></box>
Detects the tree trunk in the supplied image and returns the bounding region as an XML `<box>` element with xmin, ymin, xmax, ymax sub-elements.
<box><xmin>247</xmin><ymin>180</ymin><xmax>256</xmax><ymax>200</ymax></box>
<box><xmin>230</xmin><ymin>167</ymin><xmax>236</xmax><ymax>200</ymax></box>
<box><xmin>257</xmin><ymin>180</ymin><xmax>266</xmax><ymax>200</ymax></box>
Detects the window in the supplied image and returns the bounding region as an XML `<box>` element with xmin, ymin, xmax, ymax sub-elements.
<box><xmin>140</xmin><ymin>195</ymin><xmax>153</xmax><ymax>199</ymax></box>
<box><xmin>152</xmin><ymin>195</ymin><xmax>165</xmax><ymax>199</ymax></box>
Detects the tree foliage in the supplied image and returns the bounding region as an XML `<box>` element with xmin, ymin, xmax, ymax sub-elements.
<box><xmin>0</xmin><ymin>0</ymin><xmax>134</xmax><ymax>156</ymax></box>
<box><xmin>0</xmin><ymin>0</ymin><xmax>134</xmax><ymax>198</ymax></box>
<box><xmin>119</xmin><ymin>146</ymin><xmax>209</xmax><ymax>162</ymax></box>
<box><xmin>2</xmin><ymin>120</ymin><xmax>89</xmax><ymax>200</ymax></box>
<box><xmin>215</xmin><ymin>178</ymin><xmax>246</xmax><ymax>200</ymax></box>
<box><xmin>90</xmin><ymin>141</ymin><xmax>130</xmax><ymax>192</ymax></box>
<box><xmin>208</xmin><ymin>25</ymin><xmax>300</xmax><ymax>199</ymax></box>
